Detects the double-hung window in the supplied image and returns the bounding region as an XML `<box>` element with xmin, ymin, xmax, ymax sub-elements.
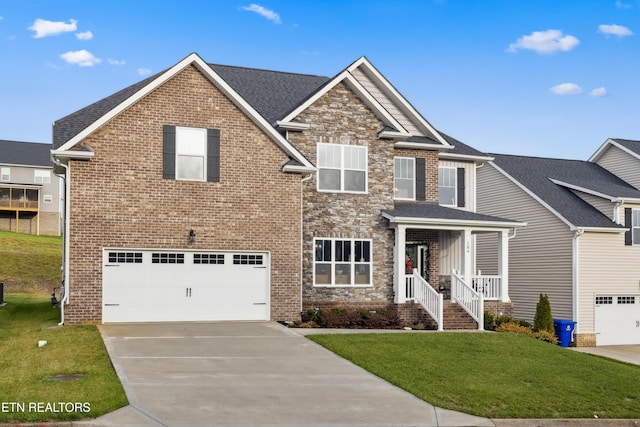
<box><xmin>314</xmin><ymin>238</ymin><xmax>372</xmax><ymax>286</ymax></box>
<box><xmin>633</xmin><ymin>209</ymin><xmax>640</xmax><ymax>245</ymax></box>
<box><xmin>163</xmin><ymin>125</ymin><xmax>220</xmax><ymax>182</ymax></box>
<box><xmin>0</xmin><ymin>167</ymin><xmax>9</xmax><ymax>182</ymax></box>
<box><xmin>438</xmin><ymin>167</ymin><xmax>457</xmax><ymax>206</ymax></box>
<box><xmin>394</xmin><ymin>157</ymin><xmax>415</xmax><ymax>200</ymax></box>
<box><xmin>176</xmin><ymin>127</ymin><xmax>207</xmax><ymax>181</ymax></box>
<box><xmin>34</xmin><ymin>169</ymin><xmax>51</xmax><ymax>184</ymax></box>
<box><xmin>317</xmin><ymin>143</ymin><xmax>367</xmax><ymax>193</ymax></box>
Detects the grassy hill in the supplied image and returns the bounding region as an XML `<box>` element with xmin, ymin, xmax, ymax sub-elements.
<box><xmin>0</xmin><ymin>230</ymin><xmax>62</xmax><ymax>293</ymax></box>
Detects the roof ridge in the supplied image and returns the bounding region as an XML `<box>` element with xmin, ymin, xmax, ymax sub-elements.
<box><xmin>491</xmin><ymin>152</ymin><xmax>587</xmax><ymax>162</ymax></box>
<box><xmin>208</xmin><ymin>62</ymin><xmax>328</xmax><ymax>79</ymax></box>
<box><xmin>0</xmin><ymin>139</ymin><xmax>48</xmax><ymax>145</ymax></box>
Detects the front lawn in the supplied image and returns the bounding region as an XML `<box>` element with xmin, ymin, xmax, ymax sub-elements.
<box><xmin>0</xmin><ymin>293</ymin><xmax>128</xmax><ymax>423</ymax></box>
<box><xmin>308</xmin><ymin>332</ymin><xmax>640</xmax><ymax>419</ymax></box>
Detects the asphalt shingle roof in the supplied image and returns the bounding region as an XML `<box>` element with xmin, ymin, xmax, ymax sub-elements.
<box><xmin>0</xmin><ymin>140</ymin><xmax>52</xmax><ymax>167</ymax></box>
<box><xmin>441</xmin><ymin>133</ymin><xmax>490</xmax><ymax>158</ymax></box>
<box><xmin>53</xmin><ymin>64</ymin><xmax>329</xmax><ymax>149</ymax></box>
<box><xmin>491</xmin><ymin>154</ymin><xmax>638</xmax><ymax>229</ymax></box>
<box><xmin>383</xmin><ymin>202</ymin><xmax>522</xmax><ymax>224</ymax></box>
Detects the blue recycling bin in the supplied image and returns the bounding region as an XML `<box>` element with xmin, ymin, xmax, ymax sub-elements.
<box><xmin>553</xmin><ymin>319</ymin><xmax>576</xmax><ymax>347</ymax></box>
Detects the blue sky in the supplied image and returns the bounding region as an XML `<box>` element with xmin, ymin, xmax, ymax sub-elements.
<box><xmin>1</xmin><ymin>0</ymin><xmax>639</xmax><ymax>159</ymax></box>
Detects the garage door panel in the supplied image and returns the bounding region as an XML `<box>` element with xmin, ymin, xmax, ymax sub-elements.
<box><xmin>103</xmin><ymin>250</ymin><xmax>270</xmax><ymax>323</ymax></box>
<box><xmin>595</xmin><ymin>295</ymin><xmax>640</xmax><ymax>346</ymax></box>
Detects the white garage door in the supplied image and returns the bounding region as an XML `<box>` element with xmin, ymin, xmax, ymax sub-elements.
<box><xmin>102</xmin><ymin>250</ymin><xmax>270</xmax><ymax>323</ymax></box>
<box><xmin>595</xmin><ymin>295</ymin><xmax>640</xmax><ymax>346</ymax></box>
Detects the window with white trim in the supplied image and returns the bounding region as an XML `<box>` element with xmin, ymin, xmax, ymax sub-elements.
<box><xmin>176</xmin><ymin>126</ymin><xmax>207</xmax><ymax>181</ymax></box>
<box><xmin>0</xmin><ymin>167</ymin><xmax>9</xmax><ymax>182</ymax></box>
<box><xmin>314</xmin><ymin>238</ymin><xmax>371</xmax><ymax>286</ymax></box>
<box><xmin>438</xmin><ymin>167</ymin><xmax>457</xmax><ymax>206</ymax></box>
<box><xmin>317</xmin><ymin>143</ymin><xmax>367</xmax><ymax>193</ymax></box>
<box><xmin>633</xmin><ymin>209</ymin><xmax>640</xmax><ymax>245</ymax></box>
<box><xmin>34</xmin><ymin>169</ymin><xmax>51</xmax><ymax>184</ymax></box>
<box><xmin>394</xmin><ymin>157</ymin><xmax>415</xmax><ymax>200</ymax></box>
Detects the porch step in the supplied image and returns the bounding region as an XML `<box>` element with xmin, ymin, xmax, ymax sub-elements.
<box><xmin>443</xmin><ymin>301</ymin><xmax>479</xmax><ymax>330</ymax></box>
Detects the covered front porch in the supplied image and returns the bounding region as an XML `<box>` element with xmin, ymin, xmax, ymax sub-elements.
<box><xmin>382</xmin><ymin>202</ymin><xmax>526</xmax><ymax>331</ymax></box>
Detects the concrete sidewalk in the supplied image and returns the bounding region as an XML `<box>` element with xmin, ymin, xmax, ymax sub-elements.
<box><xmin>78</xmin><ymin>322</ymin><xmax>493</xmax><ymax>427</ymax></box>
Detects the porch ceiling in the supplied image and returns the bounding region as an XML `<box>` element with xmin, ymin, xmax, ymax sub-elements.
<box><xmin>382</xmin><ymin>202</ymin><xmax>526</xmax><ymax>231</ymax></box>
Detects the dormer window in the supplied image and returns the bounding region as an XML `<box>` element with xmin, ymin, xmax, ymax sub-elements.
<box><xmin>317</xmin><ymin>143</ymin><xmax>367</xmax><ymax>193</ymax></box>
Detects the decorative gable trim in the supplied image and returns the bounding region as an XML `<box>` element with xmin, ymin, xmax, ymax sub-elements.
<box><xmin>394</xmin><ymin>141</ymin><xmax>452</xmax><ymax>151</ymax></box>
<box><xmin>53</xmin><ymin>53</ymin><xmax>314</xmax><ymax>173</ymax></box>
<box><xmin>275</xmin><ymin>121</ymin><xmax>310</xmax><ymax>131</ymax></box>
<box><xmin>347</xmin><ymin>57</ymin><xmax>452</xmax><ymax>147</ymax></box>
<box><xmin>589</xmin><ymin>138</ymin><xmax>640</xmax><ymax>163</ymax></box>
<box><xmin>280</xmin><ymin>68</ymin><xmax>409</xmax><ymax>134</ymax></box>
<box><xmin>549</xmin><ymin>178</ymin><xmax>640</xmax><ymax>203</ymax></box>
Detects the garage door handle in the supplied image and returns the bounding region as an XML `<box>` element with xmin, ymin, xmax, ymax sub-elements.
<box><xmin>104</xmin><ymin>304</ymin><xmax>120</xmax><ymax>307</ymax></box>
<box><xmin>254</xmin><ymin>266</ymin><xmax>267</xmax><ymax>269</ymax></box>
<box><xmin>253</xmin><ymin>302</ymin><xmax>266</xmax><ymax>305</ymax></box>
<box><xmin>104</xmin><ymin>265</ymin><xmax>120</xmax><ymax>267</ymax></box>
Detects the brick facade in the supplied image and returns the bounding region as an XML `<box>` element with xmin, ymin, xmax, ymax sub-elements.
<box><xmin>65</xmin><ymin>65</ymin><xmax>302</xmax><ymax>324</ymax></box>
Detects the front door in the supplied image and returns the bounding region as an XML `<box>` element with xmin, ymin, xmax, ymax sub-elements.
<box><xmin>406</xmin><ymin>244</ymin><xmax>429</xmax><ymax>283</ymax></box>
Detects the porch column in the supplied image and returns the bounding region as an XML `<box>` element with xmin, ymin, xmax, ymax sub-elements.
<box><xmin>498</xmin><ymin>229</ymin><xmax>510</xmax><ymax>302</ymax></box>
<box><xmin>394</xmin><ymin>224</ymin><xmax>407</xmax><ymax>303</ymax></box>
<box><xmin>461</xmin><ymin>228</ymin><xmax>472</xmax><ymax>283</ymax></box>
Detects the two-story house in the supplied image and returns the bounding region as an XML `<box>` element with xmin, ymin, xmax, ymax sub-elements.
<box><xmin>0</xmin><ymin>140</ymin><xmax>62</xmax><ymax>235</ymax></box>
<box><xmin>51</xmin><ymin>53</ymin><xmax>523</xmax><ymax>328</ymax></box>
<box><xmin>477</xmin><ymin>139</ymin><xmax>640</xmax><ymax>346</ymax></box>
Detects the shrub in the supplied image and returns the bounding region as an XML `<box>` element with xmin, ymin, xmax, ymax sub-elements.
<box><xmin>484</xmin><ymin>311</ymin><xmax>496</xmax><ymax>331</ymax></box>
<box><xmin>533</xmin><ymin>294</ymin><xmax>555</xmax><ymax>334</ymax></box>
<box><xmin>533</xmin><ymin>330</ymin><xmax>559</xmax><ymax>345</ymax></box>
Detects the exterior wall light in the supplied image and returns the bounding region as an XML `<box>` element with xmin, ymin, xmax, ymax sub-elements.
<box><xmin>189</xmin><ymin>229</ymin><xmax>196</xmax><ymax>244</ymax></box>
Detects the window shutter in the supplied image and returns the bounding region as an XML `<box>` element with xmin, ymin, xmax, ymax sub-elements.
<box><xmin>625</xmin><ymin>208</ymin><xmax>632</xmax><ymax>246</ymax></box>
<box><xmin>207</xmin><ymin>128</ymin><xmax>221</xmax><ymax>183</ymax></box>
<box><xmin>456</xmin><ymin>167</ymin><xmax>465</xmax><ymax>207</ymax></box>
<box><xmin>162</xmin><ymin>125</ymin><xmax>176</xmax><ymax>180</ymax></box>
<box><xmin>415</xmin><ymin>158</ymin><xmax>425</xmax><ymax>201</ymax></box>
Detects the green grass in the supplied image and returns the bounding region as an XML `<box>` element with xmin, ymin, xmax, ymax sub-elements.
<box><xmin>0</xmin><ymin>293</ymin><xmax>128</xmax><ymax>422</ymax></box>
<box><xmin>308</xmin><ymin>332</ymin><xmax>640</xmax><ymax>419</ymax></box>
<box><xmin>0</xmin><ymin>230</ymin><xmax>62</xmax><ymax>292</ymax></box>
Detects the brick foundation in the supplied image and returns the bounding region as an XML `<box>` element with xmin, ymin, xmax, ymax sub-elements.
<box><xmin>574</xmin><ymin>333</ymin><xmax>596</xmax><ymax>347</ymax></box>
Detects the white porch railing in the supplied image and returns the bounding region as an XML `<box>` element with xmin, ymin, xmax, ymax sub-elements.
<box><xmin>406</xmin><ymin>269</ymin><xmax>443</xmax><ymax>331</ymax></box>
<box><xmin>451</xmin><ymin>270</ymin><xmax>484</xmax><ymax>330</ymax></box>
<box><xmin>472</xmin><ymin>273</ymin><xmax>502</xmax><ymax>301</ymax></box>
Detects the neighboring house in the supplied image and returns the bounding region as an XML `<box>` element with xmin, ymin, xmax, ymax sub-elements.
<box><xmin>477</xmin><ymin>148</ymin><xmax>640</xmax><ymax>346</ymax></box>
<box><xmin>0</xmin><ymin>140</ymin><xmax>62</xmax><ymax>235</ymax></box>
<box><xmin>51</xmin><ymin>53</ymin><xmax>523</xmax><ymax>327</ymax></box>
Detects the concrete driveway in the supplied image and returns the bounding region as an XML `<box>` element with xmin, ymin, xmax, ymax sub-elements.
<box><xmin>80</xmin><ymin>322</ymin><xmax>493</xmax><ymax>427</ymax></box>
<box><xmin>571</xmin><ymin>344</ymin><xmax>640</xmax><ymax>365</ymax></box>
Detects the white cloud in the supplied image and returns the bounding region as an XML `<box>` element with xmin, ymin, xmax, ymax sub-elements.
<box><xmin>137</xmin><ymin>68</ymin><xmax>151</xmax><ymax>76</ymax></box>
<box><xmin>616</xmin><ymin>0</ymin><xmax>632</xmax><ymax>9</ymax></box>
<box><xmin>598</xmin><ymin>24</ymin><xmax>633</xmax><ymax>37</ymax></box>
<box><xmin>76</xmin><ymin>30</ymin><xmax>93</xmax><ymax>40</ymax></box>
<box><xmin>60</xmin><ymin>49</ymin><xmax>102</xmax><ymax>67</ymax></box>
<box><xmin>590</xmin><ymin>87</ymin><xmax>607</xmax><ymax>97</ymax></box>
<box><xmin>241</xmin><ymin>4</ymin><xmax>281</xmax><ymax>24</ymax></box>
<box><xmin>29</xmin><ymin>18</ymin><xmax>77</xmax><ymax>38</ymax></box>
<box><xmin>550</xmin><ymin>83</ymin><xmax>583</xmax><ymax>95</ymax></box>
<box><xmin>108</xmin><ymin>58</ymin><xmax>126</xmax><ymax>66</ymax></box>
<box><xmin>507</xmin><ymin>29</ymin><xmax>579</xmax><ymax>54</ymax></box>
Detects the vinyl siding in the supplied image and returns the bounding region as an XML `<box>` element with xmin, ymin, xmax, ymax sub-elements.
<box><xmin>350</xmin><ymin>67</ymin><xmax>439</xmax><ymax>140</ymax></box>
<box><xmin>571</xmin><ymin>190</ymin><xmax>614</xmax><ymax>222</ymax></box>
<box><xmin>577</xmin><ymin>230</ymin><xmax>640</xmax><ymax>334</ymax></box>
<box><xmin>439</xmin><ymin>230</ymin><xmax>476</xmax><ymax>276</ymax></box>
<box><xmin>596</xmin><ymin>146</ymin><xmax>640</xmax><ymax>189</ymax></box>
<box><xmin>438</xmin><ymin>159</ymin><xmax>476</xmax><ymax>212</ymax></box>
<box><xmin>477</xmin><ymin>163</ymin><xmax>574</xmax><ymax>321</ymax></box>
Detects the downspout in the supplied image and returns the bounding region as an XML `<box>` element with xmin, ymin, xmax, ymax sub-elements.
<box><xmin>300</xmin><ymin>173</ymin><xmax>313</xmax><ymax>319</ymax></box>
<box><xmin>613</xmin><ymin>201</ymin><xmax>621</xmax><ymax>224</ymax></box>
<box><xmin>572</xmin><ymin>229</ymin><xmax>583</xmax><ymax>329</ymax></box>
<box><xmin>52</xmin><ymin>156</ymin><xmax>70</xmax><ymax>326</ymax></box>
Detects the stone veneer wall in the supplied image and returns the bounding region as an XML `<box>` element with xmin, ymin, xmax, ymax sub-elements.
<box><xmin>289</xmin><ymin>82</ymin><xmax>394</xmax><ymax>307</ymax></box>
<box><xmin>65</xmin><ymin>65</ymin><xmax>302</xmax><ymax>324</ymax></box>
<box><xmin>288</xmin><ymin>82</ymin><xmax>443</xmax><ymax>311</ymax></box>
